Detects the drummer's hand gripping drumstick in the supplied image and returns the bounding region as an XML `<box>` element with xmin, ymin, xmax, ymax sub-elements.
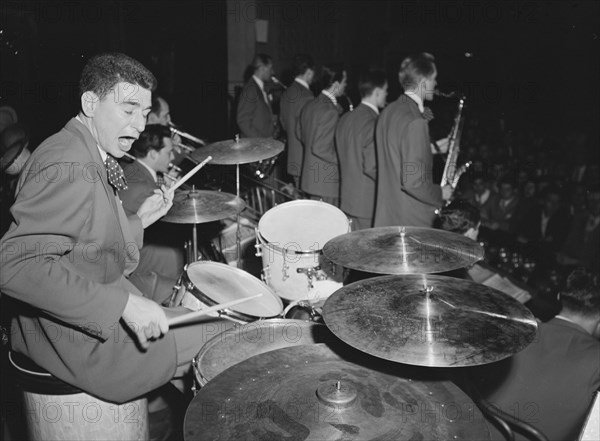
<box><xmin>167</xmin><ymin>293</ymin><xmax>263</xmax><ymax>327</ymax></box>
<box><xmin>166</xmin><ymin>155</ymin><xmax>212</xmax><ymax>194</ymax></box>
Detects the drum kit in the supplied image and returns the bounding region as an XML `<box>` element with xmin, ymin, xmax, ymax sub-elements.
<box><xmin>160</xmin><ymin>136</ymin><xmax>538</xmax><ymax>440</ymax></box>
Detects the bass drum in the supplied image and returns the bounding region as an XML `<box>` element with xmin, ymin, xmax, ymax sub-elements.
<box><xmin>257</xmin><ymin>200</ymin><xmax>350</xmax><ymax>303</ymax></box>
<box><xmin>168</xmin><ymin>261</ymin><xmax>283</xmax><ymax>323</ymax></box>
<box><xmin>192</xmin><ymin>319</ymin><xmax>336</xmax><ymax>389</ymax></box>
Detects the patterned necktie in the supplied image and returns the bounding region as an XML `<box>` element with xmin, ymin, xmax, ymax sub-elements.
<box><xmin>105</xmin><ymin>155</ymin><xmax>128</xmax><ymax>191</ymax></box>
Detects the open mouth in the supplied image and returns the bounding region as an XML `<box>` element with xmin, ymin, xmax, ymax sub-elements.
<box><xmin>118</xmin><ymin>136</ymin><xmax>137</xmax><ymax>149</ymax></box>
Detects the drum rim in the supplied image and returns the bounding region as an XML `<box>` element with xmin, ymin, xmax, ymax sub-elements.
<box><xmin>257</xmin><ymin>200</ymin><xmax>349</xmax><ymax>254</ymax></box>
<box><xmin>193</xmin><ymin>319</ymin><xmax>323</xmax><ymax>385</ymax></box>
<box><xmin>256</xmin><ymin>231</ymin><xmax>324</xmax><ymax>255</ymax></box>
<box><xmin>184</xmin><ymin>261</ymin><xmax>283</xmax><ymax>321</ymax></box>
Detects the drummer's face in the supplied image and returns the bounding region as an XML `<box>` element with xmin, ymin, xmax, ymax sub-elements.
<box><xmin>83</xmin><ymin>82</ymin><xmax>152</xmax><ymax>159</ymax></box>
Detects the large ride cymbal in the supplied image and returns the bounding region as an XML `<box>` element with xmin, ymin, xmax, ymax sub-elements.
<box><xmin>161</xmin><ymin>189</ymin><xmax>245</xmax><ymax>224</ymax></box>
<box><xmin>323</xmin><ymin>226</ymin><xmax>484</xmax><ymax>274</ymax></box>
<box><xmin>322</xmin><ymin>274</ymin><xmax>537</xmax><ymax>367</ymax></box>
<box><xmin>184</xmin><ymin>344</ymin><xmax>490</xmax><ymax>441</ymax></box>
<box><xmin>190</xmin><ymin>137</ymin><xmax>284</xmax><ymax>165</ymax></box>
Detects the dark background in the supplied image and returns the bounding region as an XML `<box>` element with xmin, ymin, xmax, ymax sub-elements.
<box><xmin>1</xmin><ymin>0</ymin><xmax>598</xmax><ymax>149</ymax></box>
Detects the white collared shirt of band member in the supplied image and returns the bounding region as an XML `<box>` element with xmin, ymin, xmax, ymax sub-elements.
<box><xmin>253</xmin><ymin>75</ymin><xmax>270</xmax><ymax>105</ymax></box>
<box><xmin>361</xmin><ymin>100</ymin><xmax>379</xmax><ymax>115</ymax></box>
<box><xmin>321</xmin><ymin>89</ymin><xmax>337</xmax><ymax>107</ymax></box>
<box><xmin>295</xmin><ymin>77</ymin><xmax>309</xmax><ymax>90</ymax></box>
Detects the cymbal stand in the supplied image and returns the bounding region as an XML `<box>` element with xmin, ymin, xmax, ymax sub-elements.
<box><xmin>235</xmin><ymin>134</ymin><xmax>242</xmax><ymax>268</ymax></box>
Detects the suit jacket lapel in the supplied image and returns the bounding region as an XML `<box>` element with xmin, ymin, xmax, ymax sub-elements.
<box><xmin>64</xmin><ymin>118</ymin><xmax>125</xmax><ymax>237</ymax></box>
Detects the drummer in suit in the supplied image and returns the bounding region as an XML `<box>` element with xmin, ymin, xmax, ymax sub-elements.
<box><xmin>336</xmin><ymin>70</ymin><xmax>388</xmax><ymax>230</ymax></box>
<box><xmin>298</xmin><ymin>65</ymin><xmax>347</xmax><ymax>206</ymax></box>
<box><xmin>236</xmin><ymin>54</ymin><xmax>275</xmax><ymax>138</ymax></box>
<box><xmin>0</xmin><ymin>52</ymin><xmax>231</xmax><ymax>406</ymax></box>
<box><xmin>119</xmin><ymin>124</ymin><xmax>185</xmax><ymax>299</ymax></box>
<box><xmin>279</xmin><ymin>54</ymin><xmax>315</xmax><ymax>187</ymax></box>
<box><xmin>374</xmin><ymin>53</ymin><xmax>453</xmax><ymax>227</ymax></box>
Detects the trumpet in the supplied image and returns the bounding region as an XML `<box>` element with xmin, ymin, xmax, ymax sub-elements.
<box><xmin>174</xmin><ymin>142</ymin><xmax>196</xmax><ymax>154</ymax></box>
<box><xmin>434</xmin><ymin>89</ymin><xmax>458</xmax><ymax>98</ymax></box>
<box><xmin>169</xmin><ymin>123</ymin><xmax>206</xmax><ymax>146</ymax></box>
<box><xmin>270</xmin><ymin>76</ymin><xmax>286</xmax><ymax>89</ymax></box>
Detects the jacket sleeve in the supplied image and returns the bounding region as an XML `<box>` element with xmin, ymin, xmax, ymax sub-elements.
<box><xmin>361</xmin><ymin>117</ymin><xmax>377</xmax><ymax>181</ymax></box>
<box><xmin>311</xmin><ymin>107</ymin><xmax>339</xmax><ymax>164</ymax></box>
<box><xmin>401</xmin><ymin>119</ymin><xmax>442</xmax><ymax>207</ymax></box>
<box><xmin>236</xmin><ymin>84</ymin><xmax>261</xmax><ymax>138</ymax></box>
<box><xmin>0</xmin><ymin>153</ymin><xmax>129</xmax><ymax>341</ymax></box>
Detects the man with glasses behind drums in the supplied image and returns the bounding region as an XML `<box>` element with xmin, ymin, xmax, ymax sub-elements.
<box><xmin>120</xmin><ymin>124</ymin><xmax>185</xmax><ymax>301</ymax></box>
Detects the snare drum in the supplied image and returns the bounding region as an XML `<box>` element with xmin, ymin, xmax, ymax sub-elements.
<box><xmin>192</xmin><ymin>319</ymin><xmax>335</xmax><ymax>388</ymax></box>
<box><xmin>256</xmin><ymin>200</ymin><xmax>350</xmax><ymax>303</ymax></box>
<box><xmin>169</xmin><ymin>261</ymin><xmax>283</xmax><ymax>323</ymax></box>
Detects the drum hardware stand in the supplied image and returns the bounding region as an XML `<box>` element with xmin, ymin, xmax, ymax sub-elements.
<box><xmin>234</xmin><ymin>134</ymin><xmax>243</xmax><ymax>269</ymax></box>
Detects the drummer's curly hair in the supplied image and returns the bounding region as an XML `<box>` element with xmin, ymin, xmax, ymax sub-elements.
<box><xmin>79</xmin><ymin>52</ymin><xmax>157</xmax><ymax>100</ymax></box>
<box><xmin>560</xmin><ymin>268</ymin><xmax>600</xmax><ymax>316</ymax></box>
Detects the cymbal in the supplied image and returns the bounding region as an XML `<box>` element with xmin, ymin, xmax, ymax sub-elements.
<box><xmin>322</xmin><ymin>274</ymin><xmax>537</xmax><ymax>367</ymax></box>
<box><xmin>184</xmin><ymin>344</ymin><xmax>490</xmax><ymax>441</ymax></box>
<box><xmin>323</xmin><ymin>226</ymin><xmax>484</xmax><ymax>274</ymax></box>
<box><xmin>161</xmin><ymin>189</ymin><xmax>245</xmax><ymax>224</ymax></box>
<box><xmin>190</xmin><ymin>137</ymin><xmax>284</xmax><ymax>165</ymax></box>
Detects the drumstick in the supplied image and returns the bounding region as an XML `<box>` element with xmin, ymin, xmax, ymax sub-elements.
<box><xmin>167</xmin><ymin>156</ymin><xmax>212</xmax><ymax>194</ymax></box>
<box><xmin>167</xmin><ymin>293</ymin><xmax>263</xmax><ymax>327</ymax></box>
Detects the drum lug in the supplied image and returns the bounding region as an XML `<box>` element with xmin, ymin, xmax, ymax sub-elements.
<box><xmin>254</xmin><ymin>229</ymin><xmax>262</xmax><ymax>257</ymax></box>
<box><xmin>282</xmin><ymin>261</ymin><xmax>290</xmax><ymax>280</ymax></box>
<box><xmin>297</xmin><ymin>266</ymin><xmax>322</xmax><ymax>290</ymax></box>
<box><xmin>261</xmin><ymin>266</ymin><xmax>271</xmax><ymax>283</ymax></box>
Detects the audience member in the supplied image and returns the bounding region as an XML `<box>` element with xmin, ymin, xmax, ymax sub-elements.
<box><xmin>559</xmin><ymin>187</ymin><xmax>600</xmax><ymax>273</ymax></box>
<box><xmin>474</xmin><ymin>268</ymin><xmax>600</xmax><ymax>441</ymax></box>
<box><xmin>482</xmin><ymin>176</ymin><xmax>522</xmax><ymax>233</ymax></box>
<box><xmin>515</xmin><ymin>185</ymin><xmax>571</xmax><ymax>252</ymax></box>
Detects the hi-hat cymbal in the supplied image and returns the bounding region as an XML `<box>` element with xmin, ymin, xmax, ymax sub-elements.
<box><xmin>161</xmin><ymin>189</ymin><xmax>245</xmax><ymax>224</ymax></box>
<box><xmin>323</xmin><ymin>226</ymin><xmax>484</xmax><ymax>274</ymax></box>
<box><xmin>322</xmin><ymin>274</ymin><xmax>537</xmax><ymax>367</ymax></box>
<box><xmin>184</xmin><ymin>344</ymin><xmax>490</xmax><ymax>441</ymax></box>
<box><xmin>190</xmin><ymin>137</ymin><xmax>284</xmax><ymax>165</ymax></box>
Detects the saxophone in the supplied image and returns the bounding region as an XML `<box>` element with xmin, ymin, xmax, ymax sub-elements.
<box><xmin>440</xmin><ymin>95</ymin><xmax>466</xmax><ymax>188</ymax></box>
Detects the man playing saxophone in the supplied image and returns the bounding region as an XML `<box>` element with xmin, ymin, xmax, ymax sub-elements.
<box><xmin>374</xmin><ymin>52</ymin><xmax>454</xmax><ymax>227</ymax></box>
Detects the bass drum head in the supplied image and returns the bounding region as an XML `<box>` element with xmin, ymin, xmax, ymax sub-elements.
<box><xmin>185</xmin><ymin>261</ymin><xmax>283</xmax><ymax>320</ymax></box>
<box><xmin>258</xmin><ymin>200</ymin><xmax>349</xmax><ymax>252</ymax></box>
<box><xmin>194</xmin><ymin>319</ymin><xmax>336</xmax><ymax>386</ymax></box>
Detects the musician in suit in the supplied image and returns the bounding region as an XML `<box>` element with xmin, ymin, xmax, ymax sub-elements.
<box><xmin>298</xmin><ymin>65</ymin><xmax>347</xmax><ymax>206</ymax></box>
<box><xmin>120</xmin><ymin>124</ymin><xmax>184</xmax><ymax>299</ymax></box>
<box><xmin>0</xmin><ymin>53</ymin><xmax>229</xmax><ymax>404</ymax></box>
<box><xmin>279</xmin><ymin>54</ymin><xmax>315</xmax><ymax>186</ymax></box>
<box><xmin>474</xmin><ymin>268</ymin><xmax>600</xmax><ymax>441</ymax></box>
<box><xmin>336</xmin><ymin>70</ymin><xmax>388</xmax><ymax>229</ymax></box>
<box><xmin>374</xmin><ymin>53</ymin><xmax>452</xmax><ymax>227</ymax></box>
<box><xmin>236</xmin><ymin>54</ymin><xmax>275</xmax><ymax>138</ymax></box>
